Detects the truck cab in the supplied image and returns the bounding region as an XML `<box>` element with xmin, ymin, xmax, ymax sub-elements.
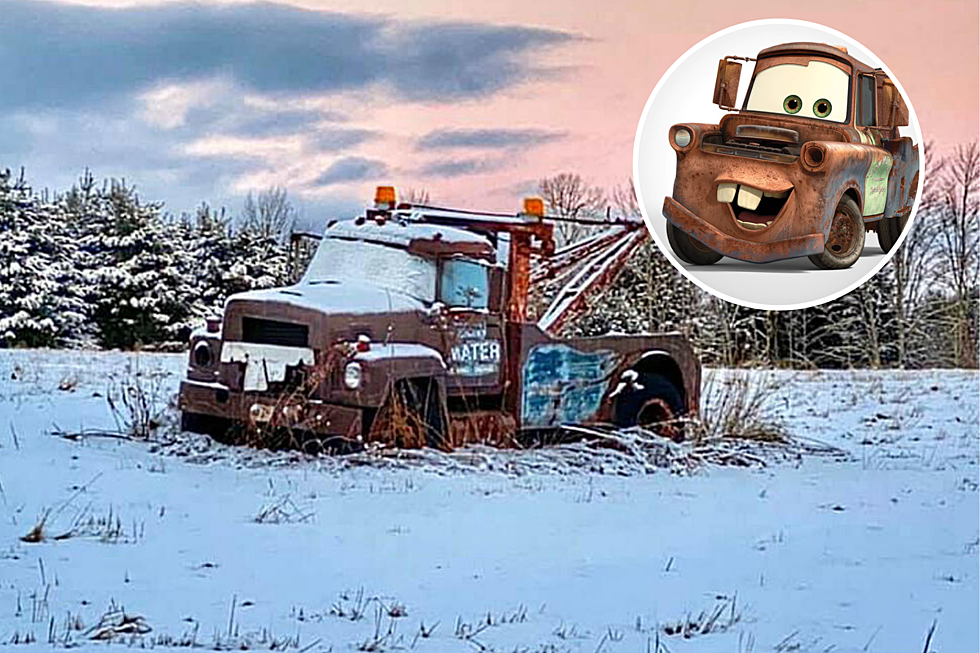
<box><xmin>662</xmin><ymin>42</ymin><xmax>919</xmax><ymax>269</ymax></box>
<box><xmin>180</xmin><ymin>188</ymin><xmax>700</xmax><ymax>451</ymax></box>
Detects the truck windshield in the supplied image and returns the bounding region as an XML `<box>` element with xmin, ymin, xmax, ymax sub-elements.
<box><xmin>302</xmin><ymin>238</ymin><xmax>437</xmax><ymax>302</ymax></box>
<box><xmin>745</xmin><ymin>60</ymin><xmax>850</xmax><ymax>123</ymax></box>
<box><xmin>440</xmin><ymin>258</ymin><xmax>489</xmax><ymax>309</ymax></box>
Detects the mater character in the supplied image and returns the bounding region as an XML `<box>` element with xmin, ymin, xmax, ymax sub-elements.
<box><xmin>179</xmin><ymin>187</ymin><xmax>700</xmax><ymax>451</ymax></box>
<box><xmin>662</xmin><ymin>42</ymin><xmax>919</xmax><ymax>269</ymax></box>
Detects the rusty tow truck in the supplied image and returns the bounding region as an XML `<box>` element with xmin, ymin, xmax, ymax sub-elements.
<box><xmin>663</xmin><ymin>42</ymin><xmax>919</xmax><ymax>269</ymax></box>
<box><xmin>179</xmin><ymin>188</ymin><xmax>700</xmax><ymax>451</ymax></box>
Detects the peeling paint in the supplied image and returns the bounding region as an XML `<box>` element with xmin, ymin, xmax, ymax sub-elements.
<box><xmin>521</xmin><ymin>344</ymin><xmax>617</xmax><ymax>427</ymax></box>
<box><xmin>220</xmin><ymin>342</ymin><xmax>314</xmax><ymax>392</ymax></box>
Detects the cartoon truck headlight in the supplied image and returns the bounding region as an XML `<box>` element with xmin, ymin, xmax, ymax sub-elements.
<box><xmin>662</xmin><ymin>42</ymin><xmax>919</xmax><ymax>269</ymax></box>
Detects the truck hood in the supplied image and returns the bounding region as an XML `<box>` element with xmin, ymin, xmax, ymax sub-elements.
<box><xmin>227</xmin><ymin>281</ymin><xmax>427</xmax><ymax>316</ymax></box>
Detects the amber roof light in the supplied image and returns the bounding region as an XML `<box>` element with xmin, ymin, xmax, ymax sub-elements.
<box><xmin>375</xmin><ymin>185</ymin><xmax>396</xmax><ymax>206</ymax></box>
<box><xmin>522</xmin><ymin>197</ymin><xmax>545</xmax><ymax>217</ymax></box>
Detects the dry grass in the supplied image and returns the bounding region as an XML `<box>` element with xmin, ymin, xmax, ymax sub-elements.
<box><xmin>106</xmin><ymin>359</ymin><xmax>171</xmax><ymax>439</ymax></box>
<box><xmin>254</xmin><ymin>494</ymin><xmax>314</xmax><ymax>524</ymax></box>
<box><xmin>149</xmin><ymin>364</ymin><xmax>855</xmax><ymax>474</ymax></box>
<box><xmin>86</xmin><ymin>604</ymin><xmax>151</xmax><ymax>640</ymax></box>
<box><xmin>20</xmin><ymin>473</ymin><xmax>103</xmax><ymax>544</ymax></box>
<box><xmin>661</xmin><ymin>594</ymin><xmax>741</xmax><ymax>639</ymax></box>
<box><xmin>695</xmin><ymin>369</ymin><xmax>788</xmax><ymax>443</ymax></box>
<box><xmin>368</xmin><ymin>381</ymin><xmax>430</xmax><ymax>450</ymax></box>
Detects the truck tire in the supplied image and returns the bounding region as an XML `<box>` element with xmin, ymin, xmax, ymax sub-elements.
<box><xmin>373</xmin><ymin>379</ymin><xmax>447</xmax><ymax>449</ymax></box>
<box><xmin>613</xmin><ymin>372</ymin><xmax>686</xmax><ymax>440</ymax></box>
<box><xmin>666</xmin><ymin>223</ymin><xmax>722</xmax><ymax>265</ymax></box>
<box><xmin>808</xmin><ymin>195</ymin><xmax>865</xmax><ymax>269</ymax></box>
<box><xmin>180</xmin><ymin>411</ymin><xmax>236</xmax><ymax>444</ymax></box>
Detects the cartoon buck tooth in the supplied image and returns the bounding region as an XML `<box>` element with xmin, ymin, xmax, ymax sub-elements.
<box><xmin>662</xmin><ymin>42</ymin><xmax>919</xmax><ymax>269</ymax></box>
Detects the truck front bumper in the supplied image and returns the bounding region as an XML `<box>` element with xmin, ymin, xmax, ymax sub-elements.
<box><xmin>663</xmin><ymin>197</ymin><xmax>826</xmax><ymax>264</ymax></box>
<box><xmin>178</xmin><ymin>379</ymin><xmax>363</xmax><ymax>439</ymax></box>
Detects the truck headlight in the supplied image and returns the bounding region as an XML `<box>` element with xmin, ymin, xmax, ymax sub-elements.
<box><xmin>673</xmin><ymin>128</ymin><xmax>692</xmax><ymax>148</ymax></box>
<box><xmin>343</xmin><ymin>362</ymin><xmax>362</xmax><ymax>390</ymax></box>
<box><xmin>801</xmin><ymin>142</ymin><xmax>829</xmax><ymax>172</ymax></box>
<box><xmin>193</xmin><ymin>341</ymin><xmax>213</xmax><ymax>368</ymax></box>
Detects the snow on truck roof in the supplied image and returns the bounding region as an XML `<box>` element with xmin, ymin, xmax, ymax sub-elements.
<box><xmin>325</xmin><ymin>218</ymin><xmax>492</xmax><ymax>247</ymax></box>
<box><xmin>324</xmin><ymin>216</ymin><xmax>496</xmax><ymax>260</ymax></box>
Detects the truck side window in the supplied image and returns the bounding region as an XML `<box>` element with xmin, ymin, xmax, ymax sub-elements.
<box><xmin>858</xmin><ymin>75</ymin><xmax>876</xmax><ymax>127</ymax></box>
<box><xmin>440</xmin><ymin>259</ymin><xmax>489</xmax><ymax>309</ymax></box>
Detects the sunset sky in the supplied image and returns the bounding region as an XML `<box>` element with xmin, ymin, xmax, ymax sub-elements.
<box><xmin>2</xmin><ymin>0</ymin><xmax>976</xmax><ymax>226</ymax></box>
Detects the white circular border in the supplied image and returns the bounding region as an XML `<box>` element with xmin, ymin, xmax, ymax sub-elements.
<box><xmin>632</xmin><ymin>18</ymin><xmax>925</xmax><ymax>312</ymax></box>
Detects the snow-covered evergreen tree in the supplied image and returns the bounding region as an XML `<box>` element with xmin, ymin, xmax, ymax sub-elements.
<box><xmin>180</xmin><ymin>203</ymin><xmax>236</xmax><ymax>320</ymax></box>
<box><xmin>0</xmin><ymin>169</ymin><xmax>88</xmax><ymax>347</ymax></box>
<box><xmin>226</xmin><ymin>221</ymin><xmax>291</xmax><ymax>295</ymax></box>
<box><xmin>177</xmin><ymin>199</ymin><xmax>292</xmax><ymax>325</ymax></box>
<box><xmin>70</xmin><ymin>178</ymin><xmax>195</xmax><ymax>349</ymax></box>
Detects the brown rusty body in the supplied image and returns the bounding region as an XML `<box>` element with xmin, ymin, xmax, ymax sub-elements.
<box><xmin>663</xmin><ymin>42</ymin><xmax>919</xmax><ymax>264</ymax></box>
<box><xmin>179</xmin><ymin>198</ymin><xmax>700</xmax><ymax>450</ymax></box>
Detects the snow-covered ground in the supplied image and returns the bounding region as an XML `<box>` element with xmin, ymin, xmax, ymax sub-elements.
<box><xmin>0</xmin><ymin>350</ymin><xmax>976</xmax><ymax>652</ymax></box>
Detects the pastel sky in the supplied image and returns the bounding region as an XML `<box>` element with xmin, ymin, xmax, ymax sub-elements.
<box><xmin>2</xmin><ymin>0</ymin><xmax>976</xmax><ymax>227</ymax></box>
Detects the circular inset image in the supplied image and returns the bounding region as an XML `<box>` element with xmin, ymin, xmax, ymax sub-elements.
<box><xmin>634</xmin><ymin>19</ymin><xmax>923</xmax><ymax>310</ymax></box>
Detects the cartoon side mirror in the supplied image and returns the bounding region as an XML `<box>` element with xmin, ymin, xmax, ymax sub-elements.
<box><xmin>712</xmin><ymin>57</ymin><xmax>743</xmax><ymax>110</ymax></box>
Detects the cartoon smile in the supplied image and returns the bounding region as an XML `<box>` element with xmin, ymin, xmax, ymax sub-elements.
<box><xmin>716</xmin><ymin>182</ymin><xmax>793</xmax><ymax>231</ymax></box>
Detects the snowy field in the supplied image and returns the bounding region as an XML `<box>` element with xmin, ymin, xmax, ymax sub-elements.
<box><xmin>0</xmin><ymin>350</ymin><xmax>976</xmax><ymax>652</ymax></box>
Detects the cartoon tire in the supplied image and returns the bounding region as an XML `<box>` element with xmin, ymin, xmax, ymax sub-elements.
<box><xmin>877</xmin><ymin>214</ymin><xmax>907</xmax><ymax>253</ymax></box>
<box><xmin>666</xmin><ymin>223</ymin><xmax>723</xmax><ymax>265</ymax></box>
<box><xmin>878</xmin><ymin>171</ymin><xmax>917</xmax><ymax>253</ymax></box>
<box><xmin>808</xmin><ymin>195</ymin><xmax>865</xmax><ymax>269</ymax></box>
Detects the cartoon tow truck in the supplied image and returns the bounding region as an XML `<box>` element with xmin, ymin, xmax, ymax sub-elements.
<box><xmin>662</xmin><ymin>42</ymin><xmax>919</xmax><ymax>269</ymax></box>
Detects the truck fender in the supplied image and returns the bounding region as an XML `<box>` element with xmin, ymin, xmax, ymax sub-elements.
<box><xmin>606</xmin><ymin>350</ymin><xmax>689</xmax><ymax>435</ymax></box>
<box><xmin>803</xmin><ymin>141</ymin><xmax>880</xmax><ymax>221</ymax></box>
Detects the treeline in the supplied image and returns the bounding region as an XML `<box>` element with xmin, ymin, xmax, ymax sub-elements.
<box><xmin>0</xmin><ymin>171</ymin><xmax>290</xmax><ymax>349</ymax></box>
<box><xmin>1</xmin><ymin>142</ymin><xmax>977</xmax><ymax>369</ymax></box>
<box><xmin>564</xmin><ymin>143</ymin><xmax>979</xmax><ymax>369</ymax></box>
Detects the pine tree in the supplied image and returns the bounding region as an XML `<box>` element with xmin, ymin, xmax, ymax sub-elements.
<box><xmin>181</xmin><ymin>203</ymin><xmax>237</xmax><ymax>319</ymax></box>
<box><xmin>71</xmin><ymin>179</ymin><xmax>194</xmax><ymax>349</ymax></box>
<box><xmin>0</xmin><ymin>169</ymin><xmax>87</xmax><ymax>347</ymax></box>
<box><xmin>226</xmin><ymin>223</ymin><xmax>290</xmax><ymax>295</ymax></box>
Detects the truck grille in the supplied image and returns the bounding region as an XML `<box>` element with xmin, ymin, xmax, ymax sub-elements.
<box><xmin>241</xmin><ymin>317</ymin><xmax>309</xmax><ymax>347</ymax></box>
<box><xmin>702</xmin><ymin>141</ymin><xmax>799</xmax><ymax>164</ymax></box>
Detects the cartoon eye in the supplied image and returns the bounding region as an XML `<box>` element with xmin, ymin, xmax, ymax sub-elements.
<box><xmin>782</xmin><ymin>95</ymin><xmax>802</xmax><ymax>114</ymax></box>
<box><xmin>813</xmin><ymin>99</ymin><xmax>832</xmax><ymax>118</ymax></box>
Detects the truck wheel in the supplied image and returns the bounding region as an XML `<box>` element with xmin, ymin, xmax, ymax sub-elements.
<box><xmin>808</xmin><ymin>196</ymin><xmax>865</xmax><ymax>269</ymax></box>
<box><xmin>613</xmin><ymin>372</ymin><xmax>686</xmax><ymax>440</ymax></box>
<box><xmin>666</xmin><ymin>223</ymin><xmax>722</xmax><ymax>265</ymax></box>
<box><xmin>373</xmin><ymin>379</ymin><xmax>447</xmax><ymax>449</ymax></box>
<box><xmin>180</xmin><ymin>411</ymin><xmax>236</xmax><ymax>444</ymax></box>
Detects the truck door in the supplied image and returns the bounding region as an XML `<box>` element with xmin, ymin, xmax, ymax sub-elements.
<box><xmin>437</xmin><ymin>256</ymin><xmax>505</xmax><ymax>394</ymax></box>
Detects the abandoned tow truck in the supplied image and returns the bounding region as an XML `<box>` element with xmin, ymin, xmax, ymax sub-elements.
<box><xmin>179</xmin><ymin>188</ymin><xmax>700</xmax><ymax>451</ymax></box>
<box><xmin>663</xmin><ymin>42</ymin><xmax>919</xmax><ymax>269</ymax></box>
